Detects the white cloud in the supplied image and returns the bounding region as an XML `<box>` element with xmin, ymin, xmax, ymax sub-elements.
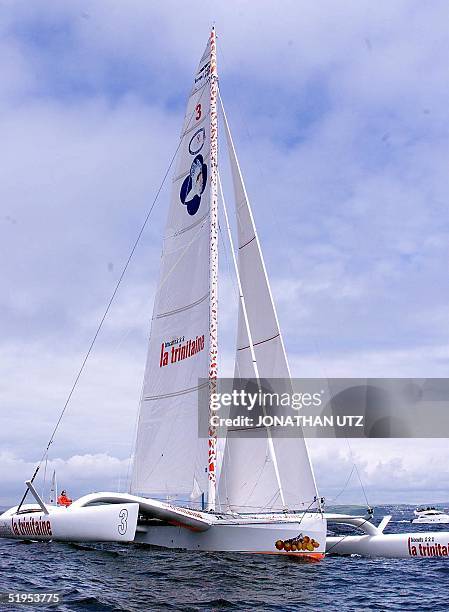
<box><xmin>289</xmin><ymin>344</ymin><xmax>449</xmax><ymax>378</ymax></box>
<box><xmin>0</xmin><ymin>451</ymin><xmax>130</xmax><ymax>506</ymax></box>
<box><xmin>0</xmin><ymin>341</ymin><xmax>144</xmax><ymax>462</ymax></box>
<box><xmin>310</xmin><ymin>438</ymin><xmax>449</xmax><ymax>505</ymax></box>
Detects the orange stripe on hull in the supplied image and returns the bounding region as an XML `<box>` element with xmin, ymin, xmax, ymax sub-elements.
<box><xmin>246</xmin><ymin>551</ymin><xmax>324</xmax><ymax>561</ymax></box>
<box><xmin>167</xmin><ymin>520</ymin><xmax>201</xmax><ymax>532</ymax></box>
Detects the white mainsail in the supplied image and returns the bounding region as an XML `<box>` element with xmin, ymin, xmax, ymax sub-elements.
<box><xmin>131</xmin><ymin>31</ymin><xmax>318</xmax><ymax>513</ymax></box>
<box><xmin>218</xmin><ymin>100</ymin><xmax>320</xmax><ymax>512</ymax></box>
<box><xmin>130</xmin><ymin>37</ymin><xmax>216</xmax><ymax>504</ymax></box>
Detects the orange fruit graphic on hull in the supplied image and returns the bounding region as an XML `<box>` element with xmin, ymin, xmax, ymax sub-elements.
<box><xmin>273</xmin><ymin>534</ymin><xmax>320</xmax><ymax>553</ymax></box>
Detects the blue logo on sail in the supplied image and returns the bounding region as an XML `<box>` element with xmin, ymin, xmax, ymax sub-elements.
<box><xmin>180</xmin><ymin>155</ymin><xmax>207</xmax><ymax>216</ymax></box>
<box><xmin>189</xmin><ymin>128</ymin><xmax>206</xmax><ymax>155</ymax></box>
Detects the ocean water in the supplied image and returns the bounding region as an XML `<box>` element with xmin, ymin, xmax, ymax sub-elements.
<box><xmin>1</xmin><ymin>505</ymin><xmax>449</xmax><ymax>611</ymax></box>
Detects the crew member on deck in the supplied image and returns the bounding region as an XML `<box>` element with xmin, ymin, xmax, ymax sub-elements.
<box><xmin>57</xmin><ymin>490</ymin><xmax>72</xmax><ymax>507</ymax></box>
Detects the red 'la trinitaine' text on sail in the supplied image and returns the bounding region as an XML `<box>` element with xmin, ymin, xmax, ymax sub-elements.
<box><xmin>160</xmin><ymin>335</ymin><xmax>205</xmax><ymax>367</ymax></box>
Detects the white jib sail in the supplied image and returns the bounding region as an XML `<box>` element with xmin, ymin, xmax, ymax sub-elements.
<box><xmin>130</xmin><ymin>38</ymin><xmax>215</xmax><ymax>504</ymax></box>
<box><xmin>218</xmin><ymin>96</ymin><xmax>320</xmax><ymax>512</ymax></box>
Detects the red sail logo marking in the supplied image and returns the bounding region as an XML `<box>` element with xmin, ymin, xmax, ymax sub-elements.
<box><xmin>160</xmin><ymin>335</ymin><xmax>205</xmax><ymax>367</ymax></box>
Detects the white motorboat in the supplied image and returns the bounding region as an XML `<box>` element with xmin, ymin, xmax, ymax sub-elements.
<box><xmin>412</xmin><ymin>507</ymin><xmax>449</xmax><ymax>524</ymax></box>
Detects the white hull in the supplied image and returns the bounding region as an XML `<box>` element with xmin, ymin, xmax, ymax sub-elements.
<box><xmin>327</xmin><ymin>532</ymin><xmax>449</xmax><ymax>558</ymax></box>
<box><xmin>412</xmin><ymin>513</ymin><xmax>449</xmax><ymax>524</ymax></box>
<box><xmin>136</xmin><ymin>516</ymin><xmax>326</xmax><ymax>558</ymax></box>
<box><xmin>325</xmin><ymin>512</ymin><xmax>449</xmax><ymax>558</ymax></box>
<box><xmin>0</xmin><ymin>501</ymin><xmax>139</xmax><ymax>543</ymax></box>
<box><xmin>0</xmin><ymin>492</ymin><xmax>325</xmax><ymax>558</ymax></box>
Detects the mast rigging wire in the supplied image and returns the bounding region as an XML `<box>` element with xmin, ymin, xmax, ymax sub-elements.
<box><xmin>345</xmin><ymin>439</ymin><xmax>370</xmax><ymax>509</ymax></box>
<box><xmin>325</xmin><ymin>516</ymin><xmax>372</xmax><ymax>557</ymax></box>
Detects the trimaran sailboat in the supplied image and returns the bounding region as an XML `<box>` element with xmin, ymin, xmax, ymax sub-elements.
<box><xmin>2</xmin><ymin>29</ymin><xmax>449</xmax><ymax>560</ymax></box>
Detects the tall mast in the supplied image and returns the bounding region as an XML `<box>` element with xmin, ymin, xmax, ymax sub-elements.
<box><xmin>207</xmin><ymin>26</ymin><xmax>219</xmax><ymax>511</ymax></box>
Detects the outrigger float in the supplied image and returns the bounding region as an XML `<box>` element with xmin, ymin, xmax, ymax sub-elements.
<box><xmin>2</xmin><ymin>29</ymin><xmax>448</xmax><ymax>560</ymax></box>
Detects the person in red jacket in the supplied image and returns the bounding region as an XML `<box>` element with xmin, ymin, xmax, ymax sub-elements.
<box><xmin>57</xmin><ymin>490</ymin><xmax>72</xmax><ymax>507</ymax></box>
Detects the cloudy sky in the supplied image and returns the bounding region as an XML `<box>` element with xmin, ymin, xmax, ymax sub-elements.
<box><xmin>1</xmin><ymin>0</ymin><xmax>449</xmax><ymax>508</ymax></box>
